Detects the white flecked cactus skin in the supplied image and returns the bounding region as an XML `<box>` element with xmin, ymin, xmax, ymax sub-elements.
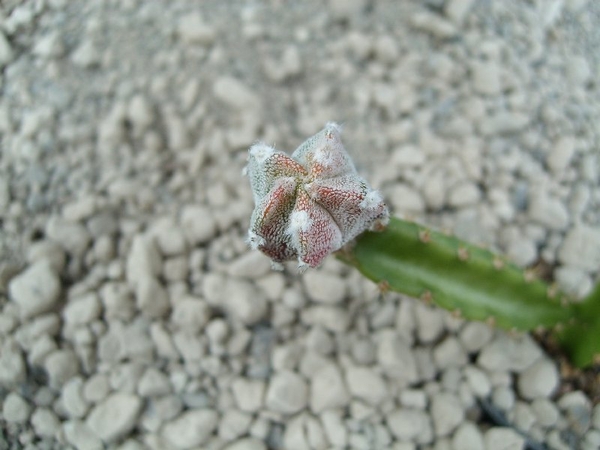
<box><xmin>245</xmin><ymin>123</ymin><xmax>389</xmax><ymax>271</ymax></box>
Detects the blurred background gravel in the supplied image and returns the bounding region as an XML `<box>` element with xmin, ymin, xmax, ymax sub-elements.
<box><xmin>0</xmin><ymin>1</ymin><xmax>599</xmax><ymax>449</ymax></box>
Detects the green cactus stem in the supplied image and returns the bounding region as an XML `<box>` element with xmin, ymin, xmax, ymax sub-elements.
<box><xmin>556</xmin><ymin>283</ymin><xmax>600</xmax><ymax>368</ymax></box>
<box><xmin>337</xmin><ymin>217</ymin><xmax>600</xmax><ymax>367</ymax></box>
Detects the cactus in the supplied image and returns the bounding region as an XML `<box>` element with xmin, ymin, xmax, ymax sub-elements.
<box><xmin>244</xmin><ymin>122</ymin><xmax>388</xmax><ymax>271</ymax></box>
<box><xmin>336</xmin><ymin>218</ymin><xmax>600</xmax><ymax>368</ymax></box>
<box><xmin>245</xmin><ymin>124</ymin><xmax>600</xmax><ymax>368</ymax></box>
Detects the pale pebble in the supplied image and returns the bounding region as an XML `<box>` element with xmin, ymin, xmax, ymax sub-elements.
<box><xmin>2</xmin><ymin>392</ymin><xmax>31</xmax><ymax>424</ymax></box>
<box><xmin>302</xmin><ymin>270</ymin><xmax>347</xmax><ymax>304</ymax></box>
<box><xmin>310</xmin><ymin>364</ymin><xmax>350</xmax><ymax>413</ymax></box>
<box><xmin>265</xmin><ymin>370</ymin><xmax>308</xmax><ymax>414</ymax></box>
<box><xmin>86</xmin><ymin>393</ymin><xmax>143</xmax><ymax>443</ymax></box>
<box><xmin>484</xmin><ymin>427</ymin><xmax>525</xmax><ymax>450</ymax></box>
<box><xmin>9</xmin><ymin>261</ymin><xmax>61</xmax><ymax>319</ymax></box>
<box><xmin>162</xmin><ymin>409</ymin><xmax>219</xmax><ymax>449</ymax></box>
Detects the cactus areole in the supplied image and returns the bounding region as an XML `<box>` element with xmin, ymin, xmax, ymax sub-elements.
<box><xmin>244</xmin><ymin>122</ymin><xmax>389</xmax><ymax>271</ymax></box>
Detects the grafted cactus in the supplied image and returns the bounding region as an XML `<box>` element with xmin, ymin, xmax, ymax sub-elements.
<box><xmin>244</xmin><ymin>123</ymin><xmax>388</xmax><ymax>271</ymax></box>
<box><xmin>245</xmin><ymin>124</ymin><xmax>600</xmax><ymax>367</ymax></box>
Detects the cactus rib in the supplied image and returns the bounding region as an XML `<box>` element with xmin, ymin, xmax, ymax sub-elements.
<box><xmin>337</xmin><ymin>217</ymin><xmax>575</xmax><ymax>331</ymax></box>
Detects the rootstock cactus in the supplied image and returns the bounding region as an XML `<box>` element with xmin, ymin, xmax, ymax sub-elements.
<box><xmin>244</xmin><ymin>123</ymin><xmax>600</xmax><ymax>368</ymax></box>
<box><xmin>244</xmin><ymin>122</ymin><xmax>389</xmax><ymax>271</ymax></box>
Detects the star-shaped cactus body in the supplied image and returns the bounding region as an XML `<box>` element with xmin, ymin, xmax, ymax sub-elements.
<box><xmin>245</xmin><ymin>122</ymin><xmax>389</xmax><ymax>270</ymax></box>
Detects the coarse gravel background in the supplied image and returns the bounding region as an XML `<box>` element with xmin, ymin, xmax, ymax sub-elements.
<box><xmin>1</xmin><ymin>0</ymin><xmax>600</xmax><ymax>449</ymax></box>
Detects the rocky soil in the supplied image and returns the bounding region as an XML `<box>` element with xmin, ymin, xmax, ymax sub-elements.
<box><xmin>1</xmin><ymin>0</ymin><xmax>600</xmax><ymax>449</ymax></box>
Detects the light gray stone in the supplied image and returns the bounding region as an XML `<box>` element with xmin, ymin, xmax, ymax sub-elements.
<box><xmin>484</xmin><ymin>427</ymin><xmax>525</xmax><ymax>450</ymax></box>
<box><xmin>387</xmin><ymin>184</ymin><xmax>425</xmax><ymax>214</ymax></box>
<box><xmin>547</xmin><ymin>136</ymin><xmax>576</xmax><ymax>174</ymax></box>
<box><xmin>231</xmin><ymin>378</ymin><xmax>265</xmax><ymax>413</ymax></box>
<box><xmin>266</xmin><ymin>370</ymin><xmax>308</xmax><ymax>414</ymax></box>
<box><xmin>127</xmin><ymin>94</ymin><xmax>154</xmax><ymax>133</ymax></box>
<box><xmin>0</xmin><ymin>339</ymin><xmax>26</xmax><ymax>386</ymax></box>
<box><xmin>64</xmin><ymin>420</ymin><xmax>103</xmax><ymax>450</ymax></box>
<box><xmin>415</xmin><ymin>303</ymin><xmax>445</xmax><ymax>343</ymax></box>
<box><xmin>531</xmin><ymin>398</ymin><xmax>560</xmax><ymax>427</ymax></box>
<box><xmin>558</xmin><ymin>224</ymin><xmax>600</xmax><ymax>271</ymax></box>
<box><xmin>506</xmin><ymin>237</ymin><xmax>538</xmax><ymax>267</ymax></box>
<box><xmin>86</xmin><ymin>393</ymin><xmax>143</xmax><ymax>443</ymax></box>
<box><xmin>31</xmin><ymin>407</ymin><xmax>61</xmax><ymax>438</ymax></box>
<box><xmin>433</xmin><ymin>337</ymin><xmax>468</xmax><ymax>370</ymax></box>
<box><xmin>445</xmin><ymin>0</ymin><xmax>476</xmax><ymax>24</ymax></box>
<box><xmin>471</xmin><ymin>61</ymin><xmax>502</xmax><ymax>96</ymax></box>
<box><xmin>528</xmin><ymin>191</ymin><xmax>569</xmax><ymax>231</ymax></box>
<box><xmin>593</xmin><ymin>403</ymin><xmax>600</xmax><ymax>430</ymax></box>
<box><xmin>171</xmin><ymin>297</ymin><xmax>211</xmax><ymax>333</ymax></box>
<box><xmin>44</xmin><ymin>348</ymin><xmax>80</xmax><ymax>389</ymax></box>
<box><xmin>492</xmin><ymin>386</ymin><xmax>515</xmax><ymax>411</ymax></box>
<box><xmin>227</xmin><ymin>251</ymin><xmax>272</xmax><ymax>278</ymax></box>
<box><xmin>71</xmin><ymin>40</ymin><xmax>100</xmax><ymax>67</ymax></box>
<box><xmin>162</xmin><ymin>409</ymin><xmax>219</xmax><ymax>449</ymax></box>
<box><xmin>135</xmin><ymin>275</ymin><xmax>170</xmax><ymax>318</ymax></box>
<box><xmin>451</xmin><ymin>422</ymin><xmax>484</xmax><ymax>450</ymax></box>
<box><xmin>213</xmin><ymin>76</ymin><xmax>259</xmax><ymax>111</ymax></box>
<box><xmin>46</xmin><ymin>217</ymin><xmax>91</xmax><ymax>255</ymax></box>
<box><xmin>558</xmin><ymin>391</ymin><xmax>592</xmax><ymax>434</ymax></box>
<box><xmin>148</xmin><ymin>218</ymin><xmax>187</xmax><ymax>257</ymax></box>
<box><xmin>177</xmin><ymin>12</ymin><xmax>216</xmax><ymax>45</ymax></box>
<box><xmin>555</xmin><ymin>264</ymin><xmax>593</xmax><ymax>298</ymax></box>
<box><xmin>61</xmin><ymin>376</ymin><xmax>90</xmax><ymax>418</ymax></box>
<box><xmin>329</xmin><ymin>0</ymin><xmax>367</xmax><ymax>21</ymax></box>
<box><xmin>567</xmin><ymin>55</ymin><xmax>591</xmax><ymax>85</ymax></box>
<box><xmin>33</xmin><ymin>31</ymin><xmax>65</xmax><ymax>58</ymax></box>
<box><xmin>27</xmin><ymin>240</ymin><xmax>66</xmax><ymax>274</ymax></box>
<box><xmin>463</xmin><ymin>366</ymin><xmax>491</xmax><ymax>398</ymax></box>
<box><xmin>0</xmin><ymin>31</ymin><xmax>13</xmax><ymax>67</ymax></box>
<box><xmin>479</xmin><ymin>111</ymin><xmax>529</xmax><ymax>136</ymax></box>
<box><xmin>477</xmin><ymin>334</ymin><xmax>542</xmax><ymax>373</ymax></box>
<box><xmin>223</xmin><ymin>279</ymin><xmax>267</xmax><ymax>325</ymax></box>
<box><xmin>518</xmin><ymin>358</ymin><xmax>559</xmax><ymax>399</ymax></box>
<box><xmin>222</xmin><ymin>438</ymin><xmax>266</xmax><ymax>450</ymax></box>
<box><xmin>459</xmin><ymin>322</ymin><xmax>493</xmax><ymax>353</ymax></box>
<box><xmin>310</xmin><ymin>364</ymin><xmax>350</xmax><ymax>413</ymax></box>
<box><xmin>377</xmin><ymin>330</ymin><xmax>419</xmax><ymax>384</ymax></box>
<box><xmin>2</xmin><ymin>392</ymin><xmax>31</xmax><ymax>424</ymax></box>
<box><xmin>512</xmin><ymin>402</ymin><xmax>536</xmax><ymax>433</ymax></box>
<box><xmin>303</xmin><ymin>270</ymin><xmax>347</xmax><ymax>304</ymax></box>
<box><xmin>386</xmin><ymin>408</ymin><xmax>433</xmax><ymax>444</ymax></box>
<box><xmin>126</xmin><ymin>235</ymin><xmax>162</xmax><ymax>287</ymax></box>
<box><xmin>321</xmin><ymin>410</ymin><xmax>348</xmax><ymax>447</ymax></box>
<box><xmin>411</xmin><ymin>11</ymin><xmax>457</xmax><ymax>39</ymax></box>
<box><xmin>431</xmin><ymin>392</ymin><xmax>465</xmax><ymax>437</ymax></box>
<box><xmin>400</xmin><ymin>389</ymin><xmax>427</xmax><ymax>409</ymax></box>
<box><xmin>138</xmin><ymin>367</ymin><xmax>171</xmax><ymax>397</ymax></box>
<box><xmin>63</xmin><ymin>292</ymin><xmax>101</xmax><ymax>326</ymax></box>
<box><xmin>100</xmin><ymin>282</ymin><xmax>135</xmax><ymax>320</ymax></box>
<box><xmin>300</xmin><ymin>305</ymin><xmax>350</xmax><ymax>333</ymax></box>
<box><xmin>218</xmin><ymin>409</ymin><xmax>253</xmax><ymax>441</ymax></box>
<box><xmin>283</xmin><ymin>413</ymin><xmax>328</xmax><ymax>450</ymax></box>
<box><xmin>345</xmin><ymin>366</ymin><xmax>387</xmax><ymax>406</ymax></box>
<box><xmin>391</xmin><ymin>145</ymin><xmax>425</xmax><ymax>168</ymax></box>
<box><xmin>9</xmin><ymin>261</ymin><xmax>61</xmax><ymax>319</ymax></box>
<box><xmin>83</xmin><ymin>374</ymin><xmax>110</xmax><ymax>404</ymax></box>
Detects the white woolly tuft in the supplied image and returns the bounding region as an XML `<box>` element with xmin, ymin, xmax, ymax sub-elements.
<box><xmin>246</xmin><ymin>230</ymin><xmax>265</xmax><ymax>250</ymax></box>
<box><xmin>287</xmin><ymin>210</ymin><xmax>312</xmax><ymax>235</ymax></box>
<box><xmin>313</xmin><ymin>148</ymin><xmax>333</xmax><ymax>166</ymax></box>
<box><xmin>249</xmin><ymin>143</ymin><xmax>275</xmax><ymax>164</ymax></box>
<box><xmin>297</xmin><ymin>260</ymin><xmax>309</xmax><ymax>273</ymax></box>
<box><xmin>325</xmin><ymin>122</ymin><xmax>343</xmax><ymax>133</ymax></box>
<box><xmin>360</xmin><ymin>190</ymin><xmax>384</xmax><ymax>209</ymax></box>
<box><xmin>271</xmin><ymin>261</ymin><xmax>284</xmax><ymax>271</ymax></box>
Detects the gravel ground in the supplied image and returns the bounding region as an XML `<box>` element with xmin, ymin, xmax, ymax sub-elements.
<box><xmin>1</xmin><ymin>0</ymin><xmax>600</xmax><ymax>449</ymax></box>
